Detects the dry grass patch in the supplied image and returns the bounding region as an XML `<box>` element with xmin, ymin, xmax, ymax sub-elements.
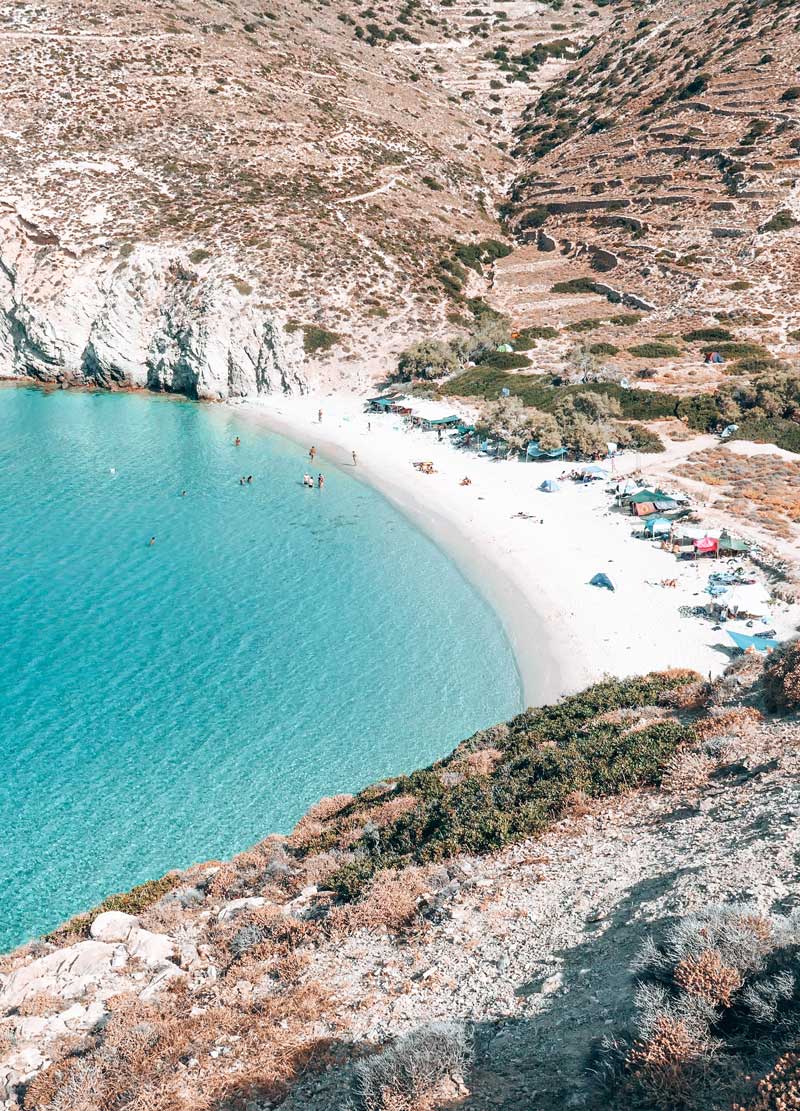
<box><xmin>675</xmin><ymin>448</ymin><xmax>800</xmax><ymax>538</ymax></box>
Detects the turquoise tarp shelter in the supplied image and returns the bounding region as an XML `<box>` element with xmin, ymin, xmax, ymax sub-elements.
<box><xmin>728</xmin><ymin>630</ymin><xmax>779</xmax><ymax>653</ymax></box>
<box><xmin>423</xmin><ymin>414</ymin><xmax>460</xmax><ymax>428</ymax></box>
<box><xmin>645</xmin><ymin>516</ymin><xmax>672</xmax><ymax>536</ymax></box>
<box><xmin>539</xmin><ymin>479</ymin><xmax>561</xmax><ymax>493</ymax></box>
<box><xmin>628</xmin><ymin>488</ymin><xmax>668</xmax><ymax>504</ymax></box>
<box><xmin>590</xmin><ymin>572</ymin><xmax>615</xmax><ymax>591</ymax></box>
<box><xmin>527</xmin><ymin>441</ymin><xmax>568</xmax><ymax>460</ymax></box>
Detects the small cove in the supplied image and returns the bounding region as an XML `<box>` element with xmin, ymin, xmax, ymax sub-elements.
<box><xmin>0</xmin><ymin>386</ymin><xmax>522</xmax><ymax>949</ymax></box>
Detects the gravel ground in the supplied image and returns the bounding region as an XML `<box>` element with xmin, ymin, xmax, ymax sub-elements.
<box><xmin>283</xmin><ymin>719</ymin><xmax>800</xmax><ymax>1111</ymax></box>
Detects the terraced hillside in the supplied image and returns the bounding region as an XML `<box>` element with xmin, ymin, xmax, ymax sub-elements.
<box><xmin>500</xmin><ymin>0</ymin><xmax>800</xmax><ymax>373</ymax></box>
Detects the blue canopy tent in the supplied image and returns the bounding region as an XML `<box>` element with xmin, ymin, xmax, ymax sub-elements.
<box><xmin>644</xmin><ymin>516</ymin><xmax>672</xmax><ymax>536</ymax></box>
<box><xmin>527</xmin><ymin>441</ymin><xmax>568</xmax><ymax>461</ymax></box>
<box><xmin>728</xmin><ymin>630</ymin><xmax>779</xmax><ymax>653</ymax></box>
<box><xmin>582</xmin><ymin>464</ymin><xmax>609</xmax><ymax>479</ymax></box>
<box><xmin>590</xmin><ymin>572</ymin><xmax>615</xmax><ymax>591</ymax></box>
<box><xmin>539</xmin><ymin>479</ymin><xmax>561</xmax><ymax>493</ymax></box>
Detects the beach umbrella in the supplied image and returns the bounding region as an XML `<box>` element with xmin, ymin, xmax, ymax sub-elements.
<box><xmin>539</xmin><ymin>479</ymin><xmax>561</xmax><ymax>493</ymax></box>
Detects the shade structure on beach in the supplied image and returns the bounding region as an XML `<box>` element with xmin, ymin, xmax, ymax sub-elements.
<box><xmin>582</xmin><ymin>464</ymin><xmax>609</xmax><ymax>477</ymax></box>
<box><xmin>539</xmin><ymin>479</ymin><xmax>561</xmax><ymax>493</ymax></box>
<box><xmin>527</xmin><ymin>441</ymin><xmax>568</xmax><ymax>460</ymax></box>
<box><xmin>721</xmin><ymin>582</ymin><xmax>771</xmax><ymax>617</ymax></box>
<box><xmin>628</xmin><ymin>488</ymin><xmax>668</xmax><ymax>504</ymax></box>
<box><xmin>727</xmin><ymin>629</ymin><xmax>779</xmax><ymax>653</ymax></box>
<box><xmin>645</xmin><ymin>516</ymin><xmax>672</xmax><ymax>536</ymax></box>
<box><xmin>719</xmin><ymin>535</ymin><xmax>752</xmax><ymax>554</ymax></box>
<box><xmin>694</xmin><ymin>536</ymin><xmax>719</xmax><ymax>555</ymax></box>
<box><xmin>616</xmin><ymin>479</ymin><xmax>639</xmax><ymax>495</ymax></box>
<box><xmin>590</xmin><ymin>572</ymin><xmax>615</xmax><ymax>591</ymax></box>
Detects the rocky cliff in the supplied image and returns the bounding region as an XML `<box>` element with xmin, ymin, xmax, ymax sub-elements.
<box><xmin>0</xmin><ymin>210</ymin><xmax>304</xmax><ymax>399</ymax></box>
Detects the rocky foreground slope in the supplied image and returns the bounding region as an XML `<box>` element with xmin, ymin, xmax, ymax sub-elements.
<box><xmin>2</xmin><ymin>650</ymin><xmax>800</xmax><ymax>1111</ymax></box>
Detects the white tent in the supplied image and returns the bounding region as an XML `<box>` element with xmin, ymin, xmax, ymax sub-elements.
<box><xmin>721</xmin><ymin>582</ymin><xmax>771</xmax><ymax>617</ymax></box>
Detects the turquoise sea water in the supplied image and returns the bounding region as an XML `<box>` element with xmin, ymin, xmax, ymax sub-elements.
<box><xmin>0</xmin><ymin>386</ymin><xmax>521</xmax><ymax>950</ymax></box>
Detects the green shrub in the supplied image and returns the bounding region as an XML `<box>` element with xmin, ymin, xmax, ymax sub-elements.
<box><xmin>47</xmin><ymin>874</ymin><xmax>180</xmax><ymax>942</ymax></box>
<box><xmin>517</xmin><ymin>206</ymin><xmax>550</xmax><ymax>230</ymax></box>
<box><xmin>325</xmin><ymin>673</ymin><xmax>698</xmax><ymax>897</ymax></box>
<box><xmin>724</xmin><ymin>357</ymin><xmax>782</xmax><ymax>376</ymax></box>
<box><xmin>551</xmin><ymin>277</ymin><xmax>597</xmax><ymax>294</ymax></box>
<box><xmin>628</xmin><ymin>342</ymin><xmax>681</xmax><ymax>358</ymax></box>
<box><xmin>780</xmin><ymin>86</ymin><xmax>800</xmax><ymax>101</ymax></box>
<box><xmin>730</xmin><ymin>417</ymin><xmax>800</xmax><ymax>453</ymax></box>
<box><xmin>476</xmin><ymin>350</ymin><xmax>532</xmax><ymax>370</ymax></box>
<box><xmin>683</xmin><ymin>328</ymin><xmax>734</xmax><ymax>343</ymax></box>
<box><xmin>287</xmin><ymin>323</ymin><xmax>341</xmax><ymax>355</ymax></box>
<box><xmin>728</xmin><ymin>280</ymin><xmax>751</xmax><ymax>290</ymax></box>
<box><xmin>703</xmin><ymin>342</ymin><xmax>770</xmax><ymax>359</ymax></box>
<box><xmin>513</xmin><ymin>325</ymin><xmax>558</xmax><ymax>348</ymax></box>
<box><xmin>759</xmin><ymin>209</ymin><xmax>799</xmax><ymax>233</ymax></box>
<box><xmin>676</xmin><ymin>392</ymin><xmax>724</xmax><ymax>431</ymax></box>
<box><xmin>565</xmin><ymin>317</ymin><xmax>602</xmax><ymax>333</ymax></box>
<box><xmin>609</xmin><ymin>313</ymin><xmax>642</xmax><ymax>326</ymax></box>
<box><xmin>589</xmin><ymin>342</ymin><xmax>619</xmax><ymax>355</ymax></box>
<box><xmin>444</xmin><ymin>367</ymin><xmax>679</xmax><ymax>420</ymax></box>
<box><xmin>789</xmin><ymin>329</ymin><xmax>800</xmax><ymax>341</ymax></box>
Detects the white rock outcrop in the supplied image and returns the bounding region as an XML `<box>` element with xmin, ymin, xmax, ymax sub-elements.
<box><xmin>89</xmin><ymin>910</ymin><xmax>139</xmax><ymax>943</ymax></box>
<box><xmin>0</xmin><ymin>208</ymin><xmax>306</xmax><ymax>400</ymax></box>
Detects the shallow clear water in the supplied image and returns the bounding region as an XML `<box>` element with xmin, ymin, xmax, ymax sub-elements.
<box><xmin>0</xmin><ymin>386</ymin><xmax>521</xmax><ymax>949</ymax></box>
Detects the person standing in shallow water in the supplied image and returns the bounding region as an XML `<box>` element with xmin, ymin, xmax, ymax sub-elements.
<box><xmin>352</xmin><ymin>451</ymin><xmax>357</xmax><ymax>466</ymax></box>
<box><xmin>234</xmin><ymin>436</ymin><xmax>241</xmax><ymax>447</ymax></box>
<box><xmin>317</xmin><ymin>473</ymin><xmax>324</xmax><ymax>490</ymax></box>
<box><xmin>309</xmin><ymin>445</ymin><xmax>316</xmax><ymax>463</ymax></box>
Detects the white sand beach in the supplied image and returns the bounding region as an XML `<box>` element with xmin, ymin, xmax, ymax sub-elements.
<box><xmin>235</xmin><ymin>390</ymin><xmax>798</xmax><ymax>707</ymax></box>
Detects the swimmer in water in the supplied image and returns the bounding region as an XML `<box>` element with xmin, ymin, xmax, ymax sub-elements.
<box><xmin>234</xmin><ymin>436</ymin><xmax>241</xmax><ymax>447</ymax></box>
<box><xmin>149</xmin><ymin>536</ymin><xmax>156</xmax><ymax>546</ymax></box>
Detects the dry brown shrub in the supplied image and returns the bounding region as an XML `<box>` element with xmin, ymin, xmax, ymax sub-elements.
<box><xmin>297</xmin><ymin>849</ymin><xmax>347</xmax><ymax>889</ymax></box>
<box><xmin>694</xmin><ymin>706</ymin><xmax>763</xmax><ymax>740</ymax></box>
<box><xmin>662</xmin><ymin>750</ymin><xmax>716</xmax><ymax>792</ymax></box>
<box><xmin>563</xmin><ymin>789</ymin><xmax>595</xmax><ymax>819</ymax></box>
<box><xmin>658</xmin><ymin>679</ymin><xmax>712</xmax><ymax>711</ymax></box>
<box><xmin>764</xmin><ymin>640</ymin><xmax>800</xmax><ymax>711</ymax></box>
<box><xmin>734</xmin><ymin>1050</ymin><xmax>800</xmax><ymax>1110</ymax></box>
<box><xmin>456</xmin><ymin>748</ymin><xmax>503</xmax><ymax>777</ymax></box>
<box><xmin>289</xmin><ymin>794</ymin><xmax>355</xmax><ymax>846</ymax></box>
<box><xmin>674</xmin><ymin>949</ymin><xmax>744</xmax><ymax>1007</ymax></box>
<box><xmin>13</xmin><ymin>991</ymin><xmax>63</xmax><ymax>1017</ymax></box>
<box><xmin>330</xmin><ymin>866</ymin><xmax>436</xmax><ymax>935</ymax></box>
<box><xmin>624</xmin><ymin>1015</ymin><xmax>704</xmax><ymax>1109</ymax></box>
<box><xmin>25</xmin><ymin>975</ymin><xmax>334</xmax><ymax>1111</ymax></box>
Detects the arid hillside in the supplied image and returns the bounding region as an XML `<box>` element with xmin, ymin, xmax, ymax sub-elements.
<box><xmin>497</xmin><ymin>0</ymin><xmax>800</xmax><ymax>379</ymax></box>
<box><xmin>0</xmin><ymin>0</ymin><xmax>610</xmax><ymax>391</ymax></box>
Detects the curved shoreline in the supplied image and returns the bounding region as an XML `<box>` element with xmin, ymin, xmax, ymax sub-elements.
<box><xmin>233</xmin><ymin>393</ymin><xmax>585</xmax><ymax>707</ymax></box>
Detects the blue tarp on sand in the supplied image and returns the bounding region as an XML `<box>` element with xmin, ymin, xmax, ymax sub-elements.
<box><xmin>590</xmin><ymin>573</ymin><xmax>615</xmax><ymax>591</ymax></box>
<box><xmin>727</xmin><ymin>630</ymin><xmax>779</xmax><ymax>653</ymax></box>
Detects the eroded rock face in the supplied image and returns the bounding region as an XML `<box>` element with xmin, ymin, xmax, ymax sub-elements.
<box><xmin>0</xmin><ymin>211</ymin><xmax>306</xmax><ymax>401</ymax></box>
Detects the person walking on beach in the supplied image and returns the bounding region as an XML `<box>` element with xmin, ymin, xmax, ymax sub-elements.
<box><xmin>352</xmin><ymin>450</ymin><xmax>357</xmax><ymax>467</ymax></box>
<box><xmin>318</xmin><ymin>409</ymin><xmax>323</xmax><ymax>423</ymax></box>
<box><xmin>309</xmin><ymin>445</ymin><xmax>317</xmax><ymax>463</ymax></box>
<box><xmin>317</xmin><ymin>473</ymin><xmax>325</xmax><ymax>490</ymax></box>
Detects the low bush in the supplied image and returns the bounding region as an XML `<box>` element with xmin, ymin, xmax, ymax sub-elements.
<box><xmin>759</xmin><ymin>210</ymin><xmax>799</xmax><ymax>234</ymax></box>
<box><xmin>704</xmin><ymin>342</ymin><xmax>771</xmax><ymax>359</ymax></box>
<box><xmin>287</xmin><ymin>323</ymin><xmax>341</xmax><ymax>355</ymax></box>
<box><xmin>476</xmin><ymin>350</ymin><xmax>532</xmax><ymax>370</ymax></box>
<box><xmin>566</xmin><ymin>317</ymin><xmax>603</xmax><ymax>333</ymax></box>
<box><xmin>551</xmin><ymin>277</ymin><xmax>598</xmax><ymax>294</ymax></box>
<box><xmin>325</xmin><ymin>673</ymin><xmax>698</xmax><ymax>898</ymax></box>
<box><xmin>46</xmin><ymin>874</ymin><xmax>180</xmax><ymax>943</ymax></box>
<box><xmin>589</xmin><ymin>342</ymin><xmax>620</xmax><ymax>355</ymax></box>
<box><xmin>600</xmin><ymin>905</ymin><xmax>800</xmax><ymax>1111</ymax></box>
<box><xmin>763</xmin><ymin>638</ymin><xmax>800</xmax><ymax>711</ymax></box>
<box><xmin>683</xmin><ymin>328</ymin><xmax>734</xmax><ymax>343</ymax></box>
<box><xmin>513</xmin><ymin>325</ymin><xmax>558</xmax><ymax>348</ymax></box>
<box><xmin>350</xmin><ymin>1023</ymin><xmax>472</xmax><ymax>1111</ymax></box>
<box><xmin>628</xmin><ymin>342</ymin><xmax>681</xmax><ymax>358</ymax></box>
<box><xmin>730</xmin><ymin>418</ymin><xmax>800</xmax><ymax>453</ymax></box>
<box><xmin>443</xmin><ymin>368</ymin><xmax>680</xmax><ymax>421</ymax></box>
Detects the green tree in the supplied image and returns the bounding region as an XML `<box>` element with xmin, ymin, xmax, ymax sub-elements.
<box><xmin>396</xmin><ymin>339</ymin><xmax>461</xmax><ymax>380</ymax></box>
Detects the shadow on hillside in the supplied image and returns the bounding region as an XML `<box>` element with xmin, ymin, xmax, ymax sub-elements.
<box><xmin>458</xmin><ymin>866</ymin><xmax>697</xmax><ymax>1111</ymax></box>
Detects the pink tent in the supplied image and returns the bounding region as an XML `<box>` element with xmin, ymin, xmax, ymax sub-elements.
<box><xmin>694</xmin><ymin>536</ymin><xmax>718</xmax><ymax>555</ymax></box>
